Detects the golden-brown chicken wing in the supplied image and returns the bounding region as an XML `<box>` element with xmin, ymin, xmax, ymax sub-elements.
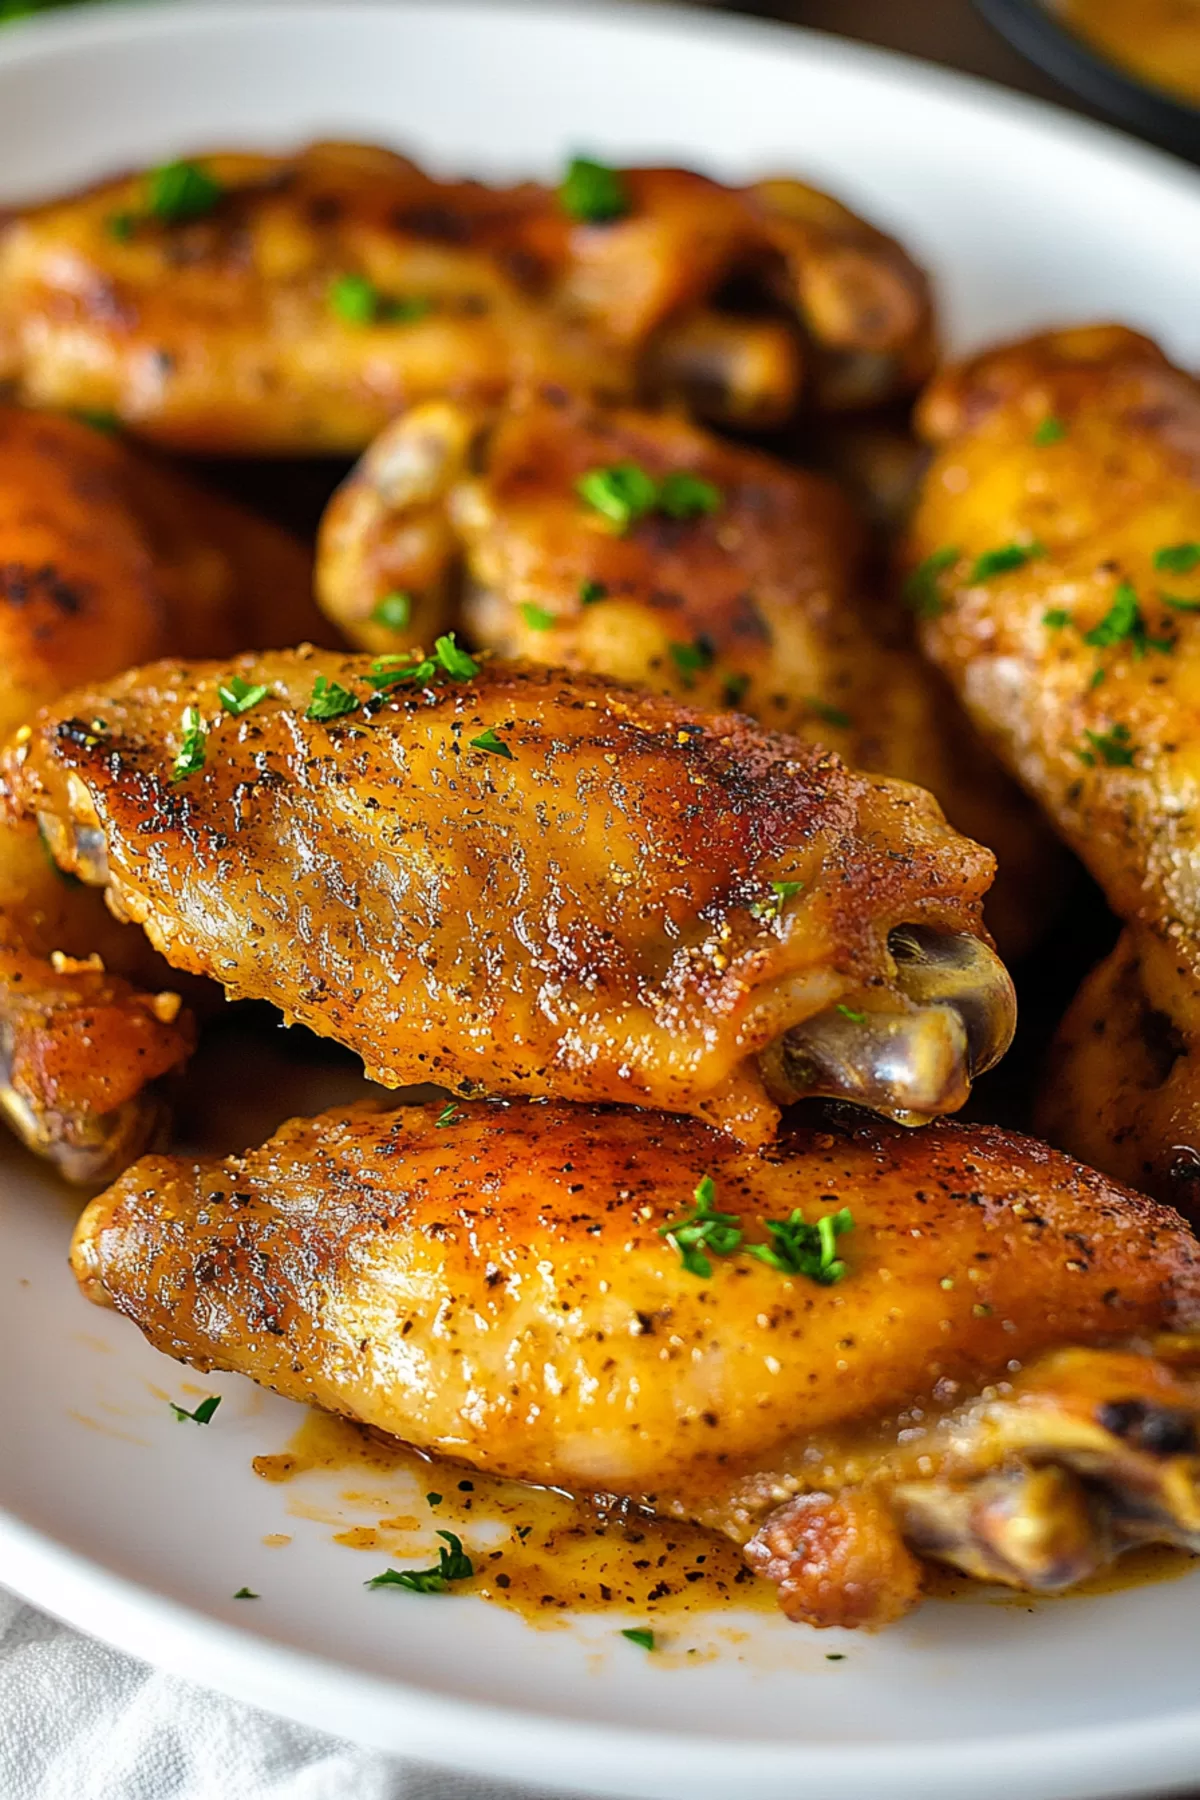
<box><xmin>73</xmin><ymin>1098</ymin><xmax>1200</xmax><ymax>1628</ymax></box>
<box><xmin>0</xmin><ymin>406</ymin><xmax>322</xmax><ymax>1179</ymax></box>
<box><xmin>908</xmin><ymin>324</ymin><xmax>1200</xmax><ymax>965</ymax></box>
<box><xmin>316</xmin><ymin>391</ymin><xmax>1063</xmax><ymax>956</ymax></box>
<box><xmin>0</xmin><ymin>143</ymin><xmax>935</xmax><ymax>453</ymax></box>
<box><xmin>3</xmin><ymin>651</ymin><xmax>1014</xmax><ymax>1142</ymax></box>
<box><xmin>1038</xmin><ymin>927</ymin><xmax>1200</xmax><ymax>1217</ymax></box>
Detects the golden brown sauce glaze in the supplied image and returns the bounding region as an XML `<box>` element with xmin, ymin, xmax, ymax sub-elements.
<box><xmin>258</xmin><ymin>1411</ymin><xmax>775</xmax><ymax>1629</ymax></box>
<box><xmin>1062</xmin><ymin>0</ymin><xmax>1200</xmax><ymax>105</ymax></box>
<box><xmin>257</xmin><ymin>1410</ymin><xmax>1198</xmax><ymax>1631</ymax></box>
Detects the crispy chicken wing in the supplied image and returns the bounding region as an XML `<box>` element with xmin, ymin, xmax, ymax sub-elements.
<box><xmin>0</xmin><ymin>406</ymin><xmax>322</xmax><ymax>1180</ymax></box>
<box><xmin>908</xmin><ymin>324</ymin><xmax>1200</xmax><ymax>965</ymax></box>
<box><xmin>73</xmin><ymin>1098</ymin><xmax>1200</xmax><ymax>1628</ymax></box>
<box><xmin>316</xmin><ymin>393</ymin><xmax>1061</xmax><ymax>955</ymax></box>
<box><xmin>0</xmin><ymin>143</ymin><xmax>935</xmax><ymax>453</ymax></box>
<box><xmin>3</xmin><ymin>651</ymin><xmax>1014</xmax><ymax>1142</ymax></box>
<box><xmin>1038</xmin><ymin>927</ymin><xmax>1200</xmax><ymax>1218</ymax></box>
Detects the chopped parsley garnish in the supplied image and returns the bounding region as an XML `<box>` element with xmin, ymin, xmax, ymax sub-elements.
<box><xmin>826</xmin><ymin>1652</ymin><xmax>846</xmax><ymax>1661</ymax></box>
<box><xmin>903</xmin><ymin>545</ymin><xmax>959</xmax><ymax>618</ymax></box>
<box><xmin>1089</xmin><ymin>666</ymin><xmax>1107</xmax><ymax>690</ymax></box>
<box><xmin>106</xmin><ymin>212</ymin><xmax>137</xmax><ymax>243</ymax></box>
<box><xmin>1042</xmin><ymin>608</ymin><xmax>1070</xmax><ymax>630</ymax></box>
<box><xmin>233</xmin><ymin>1588</ymin><xmax>259</xmax><ymax>1600</ymax></box>
<box><xmin>578</xmin><ymin>463</ymin><xmax>723</xmax><ymax>533</ymax></box>
<box><xmin>970</xmin><ymin>540</ymin><xmax>1045</xmax><ymax>582</ymax></box>
<box><xmin>372</xmin><ymin>591</ymin><xmax>413</xmax><ymax>631</ymax></box>
<box><xmin>836</xmin><ymin>1004</ymin><xmax>866</xmax><ymax>1024</ymax></box>
<box><xmin>658</xmin><ymin>1175</ymin><xmax>743</xmax><ymax>1279</ymax></box>
<box><xmin>433</xmin><ymin>1102</ymin><xmax>461</xmax><ymax>1128</ymax></box>
<box><xmin>365</xmin><ymin>1531</ymin><xmax>474</xmax><ymax>1594</ymax></box>
<box><xmin>657</xmin><ymin>471</ymin><xmax>722</xmax><ymax>520</ymax></box>
<box><xmin>170</xmin><ymin>1395</ymin><xmax>221</xmax><ymax>1424</ymax></box>
<box><xmin>426</xmin><ymin>1492</ymin><xmax>443</xmax><ymax>1506</ymax></box>
<box><xmin>1083</xmin><ymin>581</ymin><xmax>1172</xmax><ymax>658</ymax></box>
<box><xmin>577</xmin><ymin>462</ymin><xmax>659</xmax><ymax>531</ymax></box>
<box><xmin>745</xmin><ymin>1206</ymin><xmax>854</xmax><ymax>1284</ymax></box>
<box><xmin>434</xmin><ymin>632</ymin><xmax>480</xmax><ymax>680</ymax></box>
<box><xmin>1154</xmin><ymin>542</ymin><xmax>1200</xmax><ymax>574</ymax></box>
<box><xmin>722</xmin><ymin>672</ymin><xmax>750</xmax><ymax>708</ymax></box>
<box><xmin>147</xmin><ymin>160</ymin><xmax>223</xmax><ymax>224</ymax></box>
<box><xmin>1163</xmin><ymin>593</ymin><xmax>1200</xmax><ymax>613</ymax></box>
<box><xmin>170</xmin><ymin>706</ymin><xmax>207</xmax><ymax>783</ymax></box>
<box><xmin>750</xmin><ymin>879</ymin><xmax>804</xmax><ymax>922</ymax></box>
<box><xmin>621</xmin><ymin>1628</ymin><xmax>656</xmax><ymax>1651</ymax></box>
<box><xmin>669</xmin><ymin>638</ymin><xmax>715</xmax><ymax>683</ymax></box>
<box><xmin>1077</xmin><ymin>723</ymin><xmax>1135</xmax><ymax>768</ymax></box>
<box><xmin>805</xmin><ymin>697</ymin><xmax>851</xmax><ymax>729</ymax></box>
<box><xmin>559</xmin><ymin>156</ymin><xmax>630</xmax><ymax>224</ymax></box>
<box><xmin>366</xmin><ymin>653</ymin><xmax>436</xmax><ymax>691</ymax></box>
<box><xmin>520</xmin><ymin>602</ymin><xmax>556</xmax><ymax>632</ymax></box>
<box><xmin>74</xmin><ymin>409</ymin><xmax>120</xmax><ymax>434</ymax></box>
<box><xmin>306</xmin><ymin>675</ymin><xmax>360</xmax><ymax>721</ymax></box>
<box><xmin>470</xmin><ymin>727</ymin><xmax>514</xmax><ymax>760</ymax></box>
<box><xmin>219</xmin><ymin>674</ymin><xmax>269</xmax><ymax>716</ymax></box>
<box><xmin>579</xmin><ymin>578</ymin><xmax>607</xmax><ymax>605</ymax></box>
<box><xmin>1032</xmin><ymin>416</ymin><xmax>1067</xmax><ymax>446</ymax></box>
<box><xmin>329</xmin><ymin>274</ymin><xmax>431</xmax><ymax>326</ymax></box>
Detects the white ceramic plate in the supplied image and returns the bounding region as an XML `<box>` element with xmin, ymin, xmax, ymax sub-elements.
<box><xmin>5</xmin><ymin>5</ymin><xmax>1200</xmax><ymax>1796</ymax></box>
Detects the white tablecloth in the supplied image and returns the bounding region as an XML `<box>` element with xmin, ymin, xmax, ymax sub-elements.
<box><xmin>0</xmin><ymin>1590</ymin><xmax>572</xmax><ymax>1800</ymax></box>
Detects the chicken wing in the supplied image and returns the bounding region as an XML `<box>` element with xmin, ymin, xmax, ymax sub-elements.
<box><xmin>0</xmin><ymin>406</ymin><xmax>323</xmax><ymax>1179</ymax></box>
<box><xmin>0</xmin><ymin>143</ymin><xmax>935</xmax><ymax>453</ymax></box>
<box><xmin>3</xmin><ymin>651</ymin><xmax>1014</xmax><ymax>1142</ymax></box>
<box><xmin>907</xmin><ymin>324</ymin><xmax>1200</xmax><ymax>966</ymax></box>
<box><xmin>316</xmin><ymin>392</ymin><xmax>1061</xmax><ymax>955</ymax></box>
<box><xmin>72</xmin><ymin>1098</ymin><xmax>1200</xmax><ymax>1628</ymax></box>
<box><xmin>1038</xmin><ymin>927</ymin><xmax>1200</xmax><ymax>1218</ymax></box>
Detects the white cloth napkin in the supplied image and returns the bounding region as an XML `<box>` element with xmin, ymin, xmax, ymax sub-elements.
<box><xmin>0</xmin><ymin>1588</ymin><xmax>570</xmax><ymax>1800</ymax></box>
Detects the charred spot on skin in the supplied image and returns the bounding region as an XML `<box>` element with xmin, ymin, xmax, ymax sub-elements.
<box><xmin>1096</xmin><ymin>1398</ymin><xmax>1197</xmax><ymax>1458</ymax></box>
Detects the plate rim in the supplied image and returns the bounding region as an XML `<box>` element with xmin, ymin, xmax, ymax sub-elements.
<box><xmin>5</xmin><ymin>3</ymin><xmax>1200</xmax><ymax>1794</ymax></box>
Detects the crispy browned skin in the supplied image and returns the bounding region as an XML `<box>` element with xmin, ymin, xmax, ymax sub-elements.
<box><xmin>1039</xmin><ymin>927</ymin><xmax>1200</xmax><ymax>1218</ymax></box>
<box><xmin>73</xmin><ymin>1099</ymin><xmax>1200</xmax><ymax>1627</ymax></box>
<box><xmin>909</xmin><ymin>325</ymin><xmax>1200</xmax><ymax>969</ymax></box>
<box><xmin>317</xmin><ymin>393</ymin><xmax>1061</xmax><ymax>956</ymax></box>
<box><xmin>0</xmin><ymin>406</ymin><xmax>322</xmax><ymax>1179</ymax></box>
<box><xmin>0</xmin><ymin>143</ymin><xmax>935</xmax><ymax>453</ymax></box>
<box><xmin>2</xmin><ymin>651</ymin><xmax>1013</xmax><ymax>1143</ymax></box>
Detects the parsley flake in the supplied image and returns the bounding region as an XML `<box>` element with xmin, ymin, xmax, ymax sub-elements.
<box><xmin>233</xmin><ymin>1588</ymin><xmax>259</xmax><ymax>1600</ymax></box>
<box><xmin>658</xmin><ymin>1175</ymin><xmax>743</xmax><ymax>1279</ymax></box>
<box><xmin>657</xmin><ymin>471</ymin><xmax>722</xmax><ymax>520</ymax></box>
<box><xmin>306</xmin><ymin>675</ymin><xmax>360</xmax><ymax>721</ymax></box>
<box><xmin>579</xmin><ymin>578</ymin><xmax>607</xmax><ymax>605</ymax></box>
<box><xmin>559</xmin><ymin>156</ymin><xmax>630</xmax><ymax>224</ymax></box>
<box><xmin>365</xmin><ymin>1531</ymin><xmax>474</xmax><ymax>1594</ymax></box>
<box><xmin>577</xmin><ymin>462</ymin><xmax>659</xmax><ymax>531</ymax></box>
<box><xmin>219</xmin><ymin>675</ymin><xmax>269</xmax><ymax>717</ymax></box>
<box><xmin>745</xmin><ymin>1206</ymin><xmax>854</xmax><ymax>1285</ymax></box>
<box><xmin>470</xmin><ymin>727</ymin><xmax>514</xmax><ymax>760</ymax></box>
<box><xmin>330</xmin><ymin>274</ymin><xmax>431</xmax><ymax>325</ymax></box>
<box><xmin>170</xmin><ymin>1395</ymin><xmax>221</xmax><ymax>1425</ymax></box>
<box><xmin>1163</xmin><ymin>593</ymin><xmax>1200</xmax><ymax>613</ymax></box>
<box><xmin>74</xmin><ymin>409</ymin><xmax>120</xmax><ymax>435</ymax></box>
<box><xmin>903</xmin><ymin>546</ymin><xmax>959</xmax><ymax>618</ymax></box>
<box><xmin>106</xmin><ymin>212</ymin><xmax>137</xmax><ymax>243</ymax></box>
<box><xmin>1078</xmin><ymin>723</ymin><xmax>1135</xmax><ymax>768</ymax></box>
<box><xmin>750</xmin><ymin>879</ymin><xmax>804</xmax><ymax>922</ymax></box>
<box><xmin>434</xmin><ymin>632</ymin><xmax>480</xmax><ymax>680</ymax></box>
<box><xmin>170</xmin><ymin>706</ymin><xmax>207</xmax><ymax>783</ymax></box>
<box><xmin>970</xmin><ymin>540</ymin><xmax>1045</xmax><ymax>582</ymax></box>
<box><xmin>722</xmin><ymin>672</ymin><xmax>750</xmax><ymax>707</ymax></box>
<box><xmin>805</xmin><ymin>697</ymin><xmax>851</xmax><ymax>729</ymax></box>
<box><xmin>147</xmin><ymin>160</ymin><xmax>223</xmax><ymax>224</ymax></box>
<box><xmin>1154</xmin><ymin>542</ymin><xmax>1200</xmax><ymax>574</ymax></box>
<box><xmin>427</xmin><ymin>1492</ymin><xmax>443</xmax><ymax>1506</ymax></box>
<box><xmin>1084</xmin><ymin>582</ymin><xmax>1172</xmax><ymax>658</ymax></box>
<box><xmin>372</xmin><ymin>591</ymin><xmax>413</xmax><ymax>631</ymax></box>
<box><xmin>366</xmin><ymin>653</ymin><xmax>436</xmax><ymax>691</ymax></box>
<box><xmin>836</xmin><ymin>1004</ymin><xmax>866</xmax><ymax>1023</ymax></box>
<box><xmin>434</xmin><ymin>1102</ymin><xmax>461</xmax><ymax>1128</ymax></box>
<box><xmin>520</xmin><ymin>602</ymin><xmax>556</xmax><ymax>632</ymax></box>
<box><xmin>1032</xmin><ymin>416</ymin><xmax>1067</xmax><ymax>446</ymax></box>
<box><xmin>621</xmin><ymin>1628</ymin><xmax>656</xmax><ymax>1651</ymax></box>
<box><xmin>1043</xmin><ymin>608</ymin><xmax>1071</xmax><ymax>630</ymax></box>
<box><xmin>669</xmin><ymin>638</ymin><xmax>715</xmax><ymax>683</ymax></box>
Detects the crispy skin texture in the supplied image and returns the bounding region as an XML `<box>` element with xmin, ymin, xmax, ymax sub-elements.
<box><xmin>1039</xmin><ymin>927</ymin><xmax>1200</xmax><ymax>1218</ymax></box>
<box><xmin>0</xmin><ymin>143</ymin><xmax>935</xmax><ymax>452</ymax></box>
<box><xmin>3</xmin><ymin>652</ymin><xmax>998</xmax><ymax>1142</ymax></box>
<box><xmin>909</xmin><ymin>324</ymin><xmax>1200</xmax><ymax>967</ymax></box>
<box><xmin>318</xmin><ymin>394</ymin><xmax>1060</xmax><ymax>955</ymax></box>
<box><xmin>0</xmin><ymin>406</ymin><xmax>320</xmax><ymax>1178</ymax></box>
<box><xmin>73</xmin><ymin>1100</ymin><xmax>1200</xmax><ymax>1624</ymax></box>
